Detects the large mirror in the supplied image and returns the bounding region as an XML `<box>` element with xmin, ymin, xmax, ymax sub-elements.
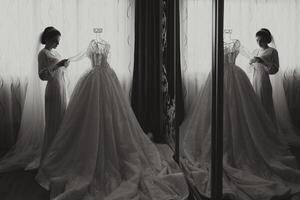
<box><xmin>177</xmin><ymin>0</ymin><xmax>300</xmax><ymax>199</ymax></box>
<box><xmin>178</xmin><ymin>0</ymin><xmax>214</xmax><ymax>198</ymax></box>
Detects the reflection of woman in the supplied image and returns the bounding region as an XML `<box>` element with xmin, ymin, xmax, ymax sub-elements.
<box><xmin>180</xmin><ymin>38</ymin><xmax>300</xmax><ymax>200</ymax></box>
<box><xmin>38</xmin><ymin>27</ymin><xmax>69</xmax><ymax>160</ymax></box>
<box><xmin>249</xmin><ymin>28</ymin><xmax>279</xmax><ymax>123</ymax></box>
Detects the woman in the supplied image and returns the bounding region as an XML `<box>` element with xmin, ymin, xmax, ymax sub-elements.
<box><xmin>250</xmin><ymin>29</ymin><xmax>300</xmax><ymax>146</ymax></box>
<box><xmin>180</xmin><ymin>35</ymin><xmax>300</xmax><ymax>200</ymax></box>
<box><xmin>249</xmin><ymin>28</ymin><xmax>279</xmax><ymax>123</ymax></box>
<box><xmin>36</xmin><ymin>39</ymin><xmax>188</xmax><ymax>200</ymax></box>
<box><xmin>38</xmin><ymin>26</ymin><xmax>69</xmax><ymax>161</ymax></box>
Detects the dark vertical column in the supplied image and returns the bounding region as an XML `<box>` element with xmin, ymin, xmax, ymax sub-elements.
<box><xmin>159</xmin><ymin>0</ymin><xmax>164</xmax><ymax>142</ymax></box>
<box><xmin>161</xmin><ymin>0</ymin><xmax>168</xmax><ymax>144</ymax></box>
<box><xmin>211</xmin><ymin>0</ymin><xmax>224</xmax><ymax>199</ymax></box>
<box><xmin>173</xmin><ymin>0</ymin><xmax>179</xmax><ymax>163</ymax></box>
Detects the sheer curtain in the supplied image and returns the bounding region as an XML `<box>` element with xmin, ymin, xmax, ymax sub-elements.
<box><xmin>0</xmin><ymin>0</ymin><xmax>135</xmax><ymax>171</ymax></box>
<box><xmin>179</xmin><ymin>0</ymin><xmax>212</xmax><ymax>114</ymax></box>
<box><xmin>224</xmin><ymin>0</ymin><xmax>300</xmax><ymax>73</ymax></box>
<box><xmin>0</xmin><ymin>0</ymin><xmax>134</xmax><ymax>97</ymax></box>
<box><xmin>180</xmin><ymin>0</ymin><xmax>300</xmax><ymax>132</ymax></box>
<box><xmin>224</xmin><ymin>0</ymin><xmax>300</xmax><ymax>141</ymax></box>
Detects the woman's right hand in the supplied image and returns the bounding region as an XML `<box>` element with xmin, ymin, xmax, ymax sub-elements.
<box><xmin>249</xmin><ymin>58</ymin><xmax>256</xmax><ymax>65</ymax></box>
<box><xmin>56</xmin><ymin>59</ymin><xmax>69</xmax><ymax>67</ymax></box>
<box><xmin>249</xmin><ymin>57</ymin><xmax>259</xmax><ymax>65</ymax></box>
<box><xmin>52</xmin><ymin>59</ymin><xmax>69</xmax><ymax>71</ymax></box>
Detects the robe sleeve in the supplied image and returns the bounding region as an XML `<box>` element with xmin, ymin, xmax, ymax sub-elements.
<box><xmin>38</xmin><ymin>51</ymin><xmax>56</xmax><ymax>81</ymax></box>
<box><xmin>259</xmin><ymin>49</ymin><xmax>279</xmax><ymax>75</ymax></box>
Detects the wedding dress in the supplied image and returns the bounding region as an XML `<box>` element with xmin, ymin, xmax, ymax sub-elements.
<box><xmin>36</xmin><ymin>39</ymin><xmax>189</xmax><ymax>200</ymax></box>
<box><xmin>180</xmin><ymin>39</ymin><xmax>300</xmax><ymax>200</ymax></box>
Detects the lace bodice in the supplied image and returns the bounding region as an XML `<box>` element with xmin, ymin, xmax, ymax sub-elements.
<box><xmin>224</xmin><ymin>39</ymin><xmax>240</xmax><ymax>64</ymax></box>
<box><xmin>86</xmin><ymin>39</ymin><xmax>110</xmax><ymax>68</ymax></box>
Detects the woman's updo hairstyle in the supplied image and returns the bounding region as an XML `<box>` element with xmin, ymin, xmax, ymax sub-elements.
<box><xmin>255</xmin><ymin>28</ymin><xmax>272</xmax><ymax>44</ymax></box>
<box><xmin>41</xmin><ymin>26</ymin><xmax>61</xmax><ymax>44</ymax></box>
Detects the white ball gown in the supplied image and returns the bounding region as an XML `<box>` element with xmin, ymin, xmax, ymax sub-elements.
<box><xmin>36</xmin><ymin>39</ymin><xmax>188</xmax><ymax>200</ymax></box>
<box><xmin>180</xmin><ymin>40</ymin><xmax>300</xmax><ymax>200</ymax></box>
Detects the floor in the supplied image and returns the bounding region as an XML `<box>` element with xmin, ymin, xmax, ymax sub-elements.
<box><xmin>0</xmin><ymin>169</ymin><xmax>49</xmax><ymax>200</ymax></box>
<box><xmin>290</xmin><ymin>145</ymin><xmax>300</xmax><ymax>166</ymax></box>
<box><xmin>0</xmin><ymin>144</ymin><xmax>190</xmax><ymax>200</ymax></box>
<box><xmin>0</xmin><ymin>145</ymin><xmax>299</xmax><ymax>200</ymax></box>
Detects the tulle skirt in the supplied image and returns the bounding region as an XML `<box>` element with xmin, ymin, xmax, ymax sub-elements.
<box><xmin>36</xmin><ymin>66</ymin><xmax>188</xmax><ymax>200</ymax></box>
<box><xmin>180</xmin><ymin>63</ymin><xmax>300</xmax><ymax>200</ymax></box>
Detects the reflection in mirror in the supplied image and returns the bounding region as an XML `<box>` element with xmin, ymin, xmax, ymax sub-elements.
<box><xmin>179</xmin><ymin>0</ymin><xmax>300</xmax><ymax>200</ymax></box>
<box><xmin>179</xmin><ymin>0</ymin><xmax>213</xmax><ymax>199</ymax></box>
<box><xmin>221</xmin><ymin>1</ymin><xmax>300</xmax><ymax>199</ymax></box>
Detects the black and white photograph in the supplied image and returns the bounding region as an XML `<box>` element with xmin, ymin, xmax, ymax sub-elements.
<box><xmin>0</xmin><ymin>0</ymin><xmax>299</xmax><ymax>200</ymax></box>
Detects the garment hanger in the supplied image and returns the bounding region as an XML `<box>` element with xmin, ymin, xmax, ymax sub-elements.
<box><xmin>93</xmin><ymin>27</ymin><xmax>106</xmax><ymax>45</ymax></box>
<box><xmin>223</xmin><ymin>29</ymin><xmax>235</xmax><ymax>44</ymax></box>
<box><xmin>68</xmin><ymin>28</ymin><xmax>106</xmax><ymax>62</ymax></box>
<box><xmin>224</xmin><ymin>29</ymin><xmax>240</xmax><ymax>44</ymax></box>
<box><xmin>223</xmin><ymin>29</ymin><xmax>252</xmax><ymax>59</ymax></box>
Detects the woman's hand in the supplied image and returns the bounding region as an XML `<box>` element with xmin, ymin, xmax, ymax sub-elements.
<box><xmin>57</xmin><ymin>59</ymin><xmax>69</xmax><ymax>66</ymax></box>
<box><xmin>52</xmin><ymin>59</ymin><xmax>69</xmax><ymax>71</ymax></box>
<box><xmin>249</xmin><ymin>58</ymin><xmax>257</xmax><ymax>65</ymax></box>
<box><xmin>64</xmin><ymin>59</ymin><xmax>70</xmax><ymax>68</ymax></box>
<box><xmin>249</xmin><ymin>57</ymin><xmax>263</xmax><ymax>65</ymax></box>
<box><xmin>254</xmin><ymin>56</ymin><xmax>263</xmax><ymax>63</ymax></box>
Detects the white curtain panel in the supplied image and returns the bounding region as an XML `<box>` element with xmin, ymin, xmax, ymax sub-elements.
<box><xmin>180</xmin><ymin>0</ymin><xmax>300</xmax><ymax>115</ymax></box>
<box><xmin>180</xmin><ymin>0</ymin><xmax>212</xmax><ymax>114</ymax></box>
<box><xmin>0</xmin><ymin>0</ymin><xmax>135</xmax><ymax>96</ymax></box>
<box><xmin>0</xmin><ymin>0</ymin><xmax>135</xmax><ymax>170</ymax></box>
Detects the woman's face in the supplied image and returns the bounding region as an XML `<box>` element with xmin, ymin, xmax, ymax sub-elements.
<box><xmin>47</xmin><ymin>35</ymin><xmax>60</xmax><ymax>49</ymax></box>
<box><xmin>256</xmin><ymin>36</ymin><xmax>267</xmax><ymax>48</ymax></box>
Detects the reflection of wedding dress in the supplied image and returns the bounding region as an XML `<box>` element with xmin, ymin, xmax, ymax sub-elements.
<box><xmin>36</xmin><ymin>39</ymin><xmax>188</xmax><ymax>200</ymax></box>
<box><xmin>180</xmin><ymin>40</ymin><xmax>300</xmax><ymax>200</ymax></box>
